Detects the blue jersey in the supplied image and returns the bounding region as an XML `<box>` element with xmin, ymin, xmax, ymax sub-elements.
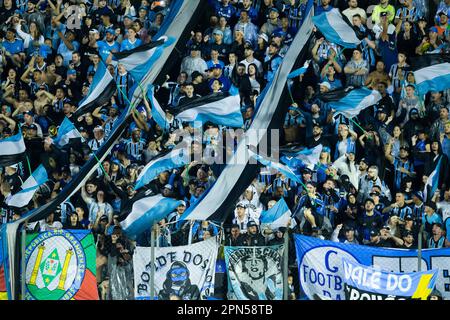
<box><xmin>97</xmin><ymin>40</ymin><xmax>120</xmax><ymax>61</ymax></box>
<box><xmin>393</xmin><ymin>158</ymin><xmax>414</xmax><ymax>191</ymax></box>
<box><xmin>120</xmin><ymin>38</ymin><xmax>142</xmax><ymax>52</ymax></box>
<box><xmin>2</xmin><ymin>39</ymin><xmax>24</xmax><ymax>55</ymax></box>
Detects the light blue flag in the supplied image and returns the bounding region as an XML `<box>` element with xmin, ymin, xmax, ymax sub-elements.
<box><xmin>281</xmin><ymin>145</ymin><xmax>323</xmax><ymax>170</ymax></box>
<box><xmin>53</xmin><ymin>117</ymin><xmax>84</xmax><ymax>147</ymax></box>
<box><xmin>312</xmin><ymin>8</ymin><xmax>361</xmax><ymax>48</ymax></box>
<box><xmin>249</xmin><ymin>149</ymin><xmax>300</xmax><ymax>183</ymax></box>
<box><xmin>135</xmin><ymin>145</ymin><xmax>190</xmax><ymax>190</ymax></box>
<box><xmin>120</xmin><ymin>195</ymin><xmax>182</xmax><ymax>240</ymax></box>
<box><xmin>6</xmin><ymin>165</ymin><xmax>48</xmax><ymax>208</ymax></box>
<box><xmin>424</xmin><ymin>157</ymin><xmax>442</xmax><ymax>202</ymax></box>
<box><xmin>288</xmin><ymin>60</ymin><xmax>311</xmax><ymax>79</ymax></box>
<box><xmin>260</xmin><ymin>198</ymin><xmax>292</xmax><ymax>230</ymax></box>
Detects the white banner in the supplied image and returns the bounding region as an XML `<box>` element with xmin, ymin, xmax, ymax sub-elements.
<box><xmin>133</xmin><ymin>237</ymin><xmax>219</xmax><ymax>300</ymax></box>
<box><xmin>224</xmin><ymin>245</ymin><xmax>285</xmax><ymax>300</ymax></box>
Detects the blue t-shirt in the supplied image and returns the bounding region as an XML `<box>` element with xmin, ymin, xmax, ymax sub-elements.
<box><xmin>120</xmin><ymin>38</ymin><xmax>142</xmax><ymax>52</ymax></box>
<box><xmin>97</xmin><ymin>40</ymin><xmax>120</xmax><ymax>61</ymax></box>
<box><xmin>2</xmin><ymin>39</ymin><xmax>24</xmax><ymax>55</ymax></box>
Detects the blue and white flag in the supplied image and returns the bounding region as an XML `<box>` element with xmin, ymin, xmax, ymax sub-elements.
<box><xmin>319</xmin><ymin>87</ymin><xmax>382</xmax><ymax>118</ymax></box>
<box><xmin>248</xmin><ymin>149</ymin><xmax>300</xmax><ymax>183</ymax></box>
<box><xmin>312</xmin><ymin>8</ymin><xmax>361</xmax><ymax>48</ymax></box>
<box><xmin>409</xmin><ymin>54</ymin><xmax>450</xmax><ymax>96</ymax></box>
<box><xmin>0</xmin><ymin>131</ymin><xmax>26</xmax><ymax>167</ymax></box>
<box><xmin>287</xmin><ymin>60</ymin><xmax>311</xmax><ymax>79</ymax></box>
<box><xmin>424</xmin><ymin>157</ymin><xmax>442</xmax><ymax>202</ymax></box>
<box><xmin>53</xmin><ymin>117</ymin><xmax>84</xmax><ymax>147</ymax></box>
<box><xmin>148</xmin><ymin>89</ymin><xmax>244</xmax><ymax>128</ymax></box>
<box><xmin>135</xmin><ymin>145</ymin><xmax>190</xmax><ymax>190</ymax></box>
<box><xmin>6</xmin><ymin>165</ymin><xmax>48</xmax><ymax>208</ymax></box>
<box><xmin>260</xmin><ymin>198</ymin><xmax>292</xmax><ymax>230</ymax></box>
<box><xmin>113</xmin><ymin>36</ymin><xmax>176</xmax><ymax>84</ymax></box>
<box><xmin>281</xmin><ymin>145</ymin><xmax>323</xmax><ymax>170</ymax></box>
<box><xmin>181</xmin><ymin>0</ymin><xmax>315</xmax><ymax>222</ymax></box>
<box><xmin>74</xmin><ymin>62</ymin><xmax>115</xmax><ymax>117</ymax></box>
<box><xmin>120</xmin><ymin>194</ymin><xmax>182</xmax><ymax>240</ymax></box>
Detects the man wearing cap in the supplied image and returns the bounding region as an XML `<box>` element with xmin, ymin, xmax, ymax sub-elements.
<box><xmin>207</xmin><ymin>64</ymin><xmax>232</xmax><ymax>93</ymax></box>
<box><xmin>180</xmin><ymin>45</ymin><xmax>208</xmax><ymax>82</ymax></box>
<box><xmin>238</xmin><ymin>220</ymin><xmax>265</xmax><ymax>246</ymax></box>
<box><xmin>358</xmin><ymin>197</ymin><xmax>384</xmax><ymax>244</ymax></box>
<box><xmin>233</xmin><ymin>202</ymin><xmax>251</xmax><ymax>233</ymax></box>
<box><xmin>427</xmin><ymin>222</ymin><xmax>449</xmax><ymax>248</ymax></box>
<box><xmin>240</xmin><ymin>41</ymin><xmax>263</xmax><ymax>75</ymax></box>
<box><xmin>423</xmin><ymin>201</ymin><xmax>443</xmax><ymax>235</ymax></box>
<box><xmin>88</xmin><ymin>126</ymin><xmax>106</xmax><ymax>151</ymax></box>
<box><xmin>233</xmin><ymin>10</ymin><xmax>258</xmax><ymax>48</ymax></box>
<box><xmin>263</xmin><ymin>41</ymin><xmax>282</xmax><ymax>82</ymax></box>
<box><xmin>331</xmin><ymin>224</ymin><xmax>360</xmax><ymax>244</ymax></box>
<box><xmin>260</xmin><ymin>7</ymin><xmax>281</xmax><ymax>38</ymax></box>
<box><xmin>411</xmin><ymin>191</ymin><xmax>425</xmax><ymax>221</ymax></box>
<box><xmin>97</xmin><ymin>28</ymin><xmax>120</xmax><ymax>63</ymax></box>
<box><xmin>209</xmin><ymin>29</ymin><xmax>229</xmax><ymax>61</ymax></box>
<box><xmin>385</xmin><ymin>143</ymin><xmax>415</xmax><ymax>192</ymax></box>
<box><xmin>56</xmin><ymin>26</ymin><xmax>80</xmax><ymax>68</ymax></box>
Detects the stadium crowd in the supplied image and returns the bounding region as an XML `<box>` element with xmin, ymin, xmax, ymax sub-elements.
<box><xmin>0</xmin><ymin>0</ymin><xmax>449</xmax><ymax>300</ymax></box>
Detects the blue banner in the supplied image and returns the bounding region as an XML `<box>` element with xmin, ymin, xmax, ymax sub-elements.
<box><xmin>342</xmin><ymin>258</ymin><xmax>438</xmax><ymax>300</ymax></box>
<box><xmin>294</xmin><ymin>235</ymin><xmax>450</xmax><ymax>300</ymax></box>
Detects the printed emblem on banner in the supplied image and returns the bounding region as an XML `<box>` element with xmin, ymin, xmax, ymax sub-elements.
<box><xmin>24</xmin><ymin>230</ymin><xmax>86</xmax><ymax>300</ymax></box>
<box><xmin>225</xmin><ymin>246</ymin><xmax>284</xmax><ymax>300</ymax></box>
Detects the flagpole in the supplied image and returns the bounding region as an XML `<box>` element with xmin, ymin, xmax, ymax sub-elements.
<box><xmin>283</xmin><ymin>228</ymin><xmax>289</xmax><ymax>300</ymax></box>
<box><xmin>150</xmin><ymin>223</ymin><xmax>156</xmax><ymax>300</ymax></box>
<box><xmin>21</xmin><ymin>223</ymin><xmax>26</xmax><ymax>300</ymax></box>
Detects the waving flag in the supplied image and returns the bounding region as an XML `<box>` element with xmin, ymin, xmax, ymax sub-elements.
<box><xmin>53</xmin><ymin>117</ymin><xmax>84</xmax><ymax>147</ymax></box>
<box><xmin>288</xmin><ymin>60</ymin><xmax>311</xmax><ymax>79</ymax></box>
<box><xmin>120</xmin><ymin>194</ymin><xmax>182</xmax><ymax>240</ymax></box>
<box><xmin>281</xmin><ymin>144</ymin><xmax>323</xmax><ymax>170</ymax></box>
<box><xmin>173</xmin><ymin>92</ymin><xmax>243</xmax><ymax>127</ymax></box>
<box><xmin>134</xmin><ymin>144</ymin><xmax>190</xmax><ymax>190</ymax></box>
<box><xmin>74</xmin><ymin>62</ymin><xmax>115</xmax><ymax>117</ymax></box>
<box><xmin>248</xmin><ymin>149</ymin><xmax>300</xmax><ymax>183</ymax></box>
<box><xmin>6</xmin><ymin>165</ymin><xmax>48</xmax><ymax>208</ymax></box>
<box><xmin>424</xmin><ymin>157</ymin><xmax>442</xmax><ymax>202</ymax></box>
<box><xmin>112</xmin><ymin>36</ymin><xmax>175</xmax><ymax>84</ymax></box>
<box><xmin>0</xmin><ymin>131</ymin><xmax>26</xmax><ymax>167</ymax></box>
<box><xmin>260</xmin><ymin>198</ymin><xmax>293</xmax><ymax>230</ymax></box>
<box><xmin>181</xmin><ymin>0</ymin><xmax>315</xmax><ymax>222</ymax></box>
<box><xmin>319</xmin><ymin>87</ymin><xmax>381</xmax><ymax>118</ymax></box>
<box><xmin>408</xmin><ymin>54</ymin><xmax>450</xmax><ymax>96</ymax></box>
<box><xmin>312</xmin><ymin>8</ymin><xmax>361</xmax><ymax>48</ymax></box>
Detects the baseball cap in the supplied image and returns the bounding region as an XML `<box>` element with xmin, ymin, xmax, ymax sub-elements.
<box><xmin>190</xmin><ymin>44</ymin><xmax>201</xmax><ymax>51</ymax></box>
<box><xmin>319</xmin><ymin>82</ymin><xmax>331</xmax><ymax>89</ymax></box>
<box><xmin>400</xmin><ymin>144</ymin><xmax>410</xmax><ymax>151</ymax></box>
<box><xmin>164</xmin><ymin>184</ymin><xmax>173</xmax><ymax>190</ymax></box>
<box><xmin>380</xmin><ymin>11</ymin><xmax>388</xmax><ymax>17</ymax></box>
<box><xmin>244</xmin><ymin>40</ymin><xmax>254</xmax><ymax>50</ymax></box>
<box><xmin>404</xmin><ymin>214</ymin><xmax>414</xmax><ymax>221</ymax></box>
<box><xmin>258</xmin><ymin>33</ymin><xmax>269</xmax><ymax>43</ymax></box>
<box><xmin>344</xmin><ymin>225</ymin><xmax>355</xmax><ymax>231</ymax></box>
<box><xmin>23</xmin><ymin>110</ymin><xmax>34</xmax><ymax>116</ymax></box>
<box><xmin>28</xmin><ymin>124</ymin><xmax>37</xmax><ymax>130</ymax></box>
<box><xmin>212</xmin><ymin>29</ymin><xmax>223</xmax><ymax>36</ymax></box>
<box><xmin>377</xmin><ymin>106</ymin><xmax>387</xmax><ymax>114</ymax></box>
<box><xmin>100</xmin><ymin>215</ymin><xmax>109</xmax><ymax>222</ymax></box>
<box><xmin>269</xmin><ymin>7</ymin><xmax>279</xmax><ymax>13</ymax></box>
<box><xmin>429</xmin><ymin>26</ymin><xmax>438</xmax><ymax>33</ymax></box>
<box><xmin>403</xmin><ymin>230</ymin><xmax>414</xmax><ymax>237</ymax></box>
<box><xmin>365</xmin><ymin>198</ymin><xmax>375</xmax><ymax>205</ymax></box>
<box><xmin>179</xmin><ymin>200</ymin><xmax>186</xmax><ymax>207</ymax></box>
<box><xmin>89</xmin><ymin>28</ymin><xmax>99</xmax><ymax>34</ymax></box>
<box><xmin>381</xmin><ymin>225</ymin><xmax>390</xmax><ymax>230</ymax></box>
<box><xmin>432</xmin><ymin>222</ymin><xmax>443</xmax><ymax>229</ymax></box>
<box><xmin>410</xmin><ymin>108</ymin><xmax>419</xmax><ymax>115</ymax></box>
<box><xmin>236</xmin><ymin>202</ymin><xmax>245</xmax><ymax>208</ymax></box>
<box><xmin>211</xmin><ymin>63</ymin><xmax>223</xmax><ymax>70</ymax></box>
<box><xmin>105</xmin><ymin>28</ymin><xmax>115</xmax><ymax>35</ymax></box>
<box><xmin>247</xmin><ymin>220</ymin><xmax>258</xmax><ymax>228</ymax></box>
<box><xmin>191</xmin><ymin>71</ymin><xmax>203</xmax><ymax>79</ymax></box>
<box><xmin>425</xmin><ymin>201</ymin><xmax>437</xmax><ymax>211</ymax></box>
<box><xmin>412</xmin><ymin>191</ymin><xmax>424</xmax><ymax>201</ymax></box>
<box><xmin>370</xmin><ymin>229</ymin><xmax>380</xmax><ymax>237</ymax></box>
<box><xmin>438</xmin><ymin>10</ymin><xmax>448</xmax><ymax>16</ymax></box>
<box><xmin>67</xmin><ymin>69</ymin><xmax>76</xmax><ymax>76</ymax></box>
<box><xmin>94</xmin><ymin>125</ymin><xmax>104</xmax><ymax>132</ymax></box>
